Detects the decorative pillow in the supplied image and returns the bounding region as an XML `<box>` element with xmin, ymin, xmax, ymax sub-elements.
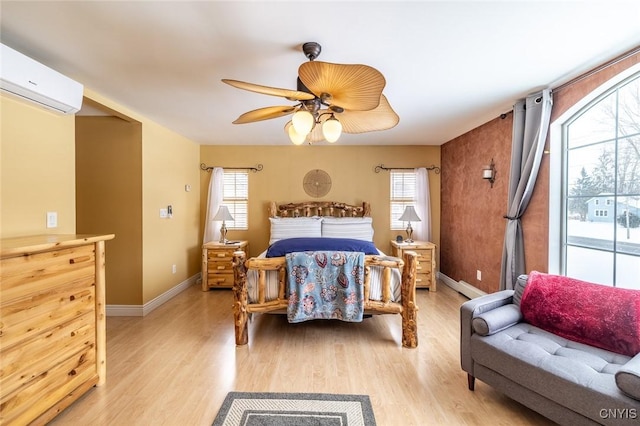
<box><xmin>472</xmin><ymin>304</ymin><xmax>523</xmax><ymax>336</ymax></box>
<box><xmin>269</xmin><ymin>217</ymin><xmax>322</xmax><ymax>245</ymax></box>
<box><xmin>512</xmin><ymin>274</ymin><xmax>528</xmax><ymax>307</ymax></box>
<box><xmin>520</xmin><ymin>271</ymin><xmax>640</xmax><ymax>357</ymax></box>
<box><xmin>266</xmin><ymin>237</ymin><xmax>379</xmax><ymax>258</ymax></box>
<box><xmin>321</xmin><ymin>217</ymin><xmax>374</xmax><ymax>241</ymax></box>
<box><xmin>615</xmin><ymin>353</ymin><xmax>640</xmax><ymax>401</ymax></box>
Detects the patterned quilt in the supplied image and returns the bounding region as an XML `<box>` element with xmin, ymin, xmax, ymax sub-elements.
<box><xmin>286</xmin><ymin>251</ymin><xmax>365</xmax><ymax>323</ymax></box>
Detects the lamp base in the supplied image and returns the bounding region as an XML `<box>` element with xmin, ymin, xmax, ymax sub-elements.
<box><xmin>219</xmin><ymin>222</ymin><xmax>228</xmax><ymax>244</ymax></box>
<box><xmin>405</xmin><ymin>222</ymin><xmax>414</xmax><ymax>243</ymax></box>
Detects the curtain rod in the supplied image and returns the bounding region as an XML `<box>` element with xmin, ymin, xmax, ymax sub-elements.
<box><xmin>374</xmin><ymin>164</ymin><xmax>441</xmax><ymax>174</ymax></box>
<box><xmin>552</xmin><ymin>45</ymin><xmax>640</xmax><ymax>93</ymax></box>
<box><xmin>200</xmin><ymin>163</ymin><xmax>263</xmax><ymax>172</ymax></box>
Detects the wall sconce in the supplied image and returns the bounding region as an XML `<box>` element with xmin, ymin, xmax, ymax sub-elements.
<box><xmin>482</xmin><ymin>159</ymin><xmax>496</xmax><ymax>188</ymax></box>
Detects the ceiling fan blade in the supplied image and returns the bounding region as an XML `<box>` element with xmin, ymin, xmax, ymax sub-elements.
<box><xmin>222</xmin><ymin>79</ymin><xmax>315</xmax><ymax>101</ymax></box>
<box><xmin>298</xmin><ymin>61</ymin><xmax>385</xmax><ymax>111</ymax></box>
<box><xmin>337</xmin><ymin>95</ymin><xmax>399</xmax><ymax>134</ymax></box>
<box><xmin>232</xmin><ymin>106</ymin><xmax>296</xmax><ymax>124</ymax></box>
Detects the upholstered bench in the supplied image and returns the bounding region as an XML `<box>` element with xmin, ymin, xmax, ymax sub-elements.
<box><xmin>461</xmin><ymin>272</ymin><xmax>640</xmax><ymax>425</ymax></box>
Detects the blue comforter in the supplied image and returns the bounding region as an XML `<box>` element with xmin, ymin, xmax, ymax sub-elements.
<box><xmin>286</xmin><ymin>251</ymin><xmax>365</xmax><ymax>323</ymax></box>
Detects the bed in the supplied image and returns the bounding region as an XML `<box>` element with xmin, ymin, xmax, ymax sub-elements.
<box><xmin>231</xmin><ymin>201</ymin><xmax>419</xmax><ymax>348</ymax></box>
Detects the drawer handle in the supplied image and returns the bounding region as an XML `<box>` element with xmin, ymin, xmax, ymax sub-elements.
<box><xmin>214</xmin><ymin>278</ymin><xmax>226</xmax><ymax>283</ymax></box>
<box><xmin>216</xmin><ymin>253</ymin><xmax>226</xmax><ymax>258</ymax></box>
<box><xmin>217</xmin><ymin>266</ymin><xmax>225</xmax><ymax>270</ymax></box>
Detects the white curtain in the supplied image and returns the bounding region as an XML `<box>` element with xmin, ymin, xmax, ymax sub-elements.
<box><xmin>414</xmin><ymin>167</ymin><xmax>431</xmax><ymax>241</ymax></box>
<box><xmin>203</xmin><ymin>167</ymin><xmax>224</xmax><ymax>244</ymax></box>
<box><xmin>499</xmin><ymin>89</ymin><xmax>553</xmax><ymax>290</ymax></box>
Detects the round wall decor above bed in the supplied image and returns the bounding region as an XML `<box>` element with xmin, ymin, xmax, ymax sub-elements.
<box><xmin>303</xmin><ymin>169</ymin><xmax>332</xmax><ymax>198</ymax></box>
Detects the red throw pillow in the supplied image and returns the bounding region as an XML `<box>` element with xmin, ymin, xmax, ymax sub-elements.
<box><xmin>520</xmin><ymin>271</ymin><xmax>640</xmax><ymax>357</ymax></box>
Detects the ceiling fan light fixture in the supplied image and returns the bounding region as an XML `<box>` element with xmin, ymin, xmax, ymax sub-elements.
<box><xmin>285</xmin><ymin>121</ymin><xmax>307</xmax><ymax>145</ymax></box>
<box><xmin>292</xmin><ymin>109</ymin><xmax>314</xmax><ymax>136</ymax></box>
<box><xmin>322</xmin><ymin>115</ymin><xmax>342</xmax><ymax>143</ymax></box>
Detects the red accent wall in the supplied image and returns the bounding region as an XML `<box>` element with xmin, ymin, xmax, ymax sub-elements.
<box><xmin>440</xmin><ymin>50</ymin><xmax>640</xmax><ymax>293</ymax></box>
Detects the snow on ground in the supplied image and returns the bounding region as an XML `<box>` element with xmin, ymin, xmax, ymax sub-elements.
<box><xmin>565</xmin><ymin>220</ymin><xmax>639</xmax><ymax>289</ymax></box>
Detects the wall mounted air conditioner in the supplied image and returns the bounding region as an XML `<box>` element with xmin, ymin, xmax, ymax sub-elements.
<box><xmin>0</xmin><ymin>43</ymin><xmax>83</xmax><ymax>114</ymax></box>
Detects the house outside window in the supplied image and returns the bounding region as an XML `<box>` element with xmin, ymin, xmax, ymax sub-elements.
<box><xmin>223</xmin><ymin>170</ymin><xmax>248</xmax><ymax>230</ymax></box>
<box><xmin>390</xmin><ymin>170</ymin><xmax>416</xmax><ymax>230</ymax></box>
<box><xmin>561</xmin><ymin>70</ymin><xmax>640</xmax><ymax>288</ymax></box>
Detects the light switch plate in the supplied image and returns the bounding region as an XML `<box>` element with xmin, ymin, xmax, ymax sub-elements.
<box><xmin>46</xmin><ymin>211</ymin><xmax>57</xmax><ymax>228</ymax></box>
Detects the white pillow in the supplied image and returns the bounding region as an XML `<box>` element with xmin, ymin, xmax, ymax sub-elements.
<box><xmin>321</xmin><ymin>217</ymin><xmax>374</xmax><ymax>242</ymax></box>
<box><xmin>269</xmin><ymin>217</ymin><xmax>323</xmax><ymax>245</ymax></box>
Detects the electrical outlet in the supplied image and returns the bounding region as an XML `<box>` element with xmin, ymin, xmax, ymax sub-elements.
<box><xmin>46</xmin><ymin>211</ymin><xmax>57</xmax><ymax>228</ymax></box>
<box><xmin>172</xmin><ymin>264</ymin><xmax>177</xmax><ymax>274</ymax></box>
<box><xmin>477</xmin><ymin>270</ymin><xmax>482</xmax><ymax>281</ymax></box>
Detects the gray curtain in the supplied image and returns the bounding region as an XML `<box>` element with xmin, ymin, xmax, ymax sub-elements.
<box><xmin>499</xmin><ymin>89</ymin><xmax>553</xmax><ymax>290</ymax></box>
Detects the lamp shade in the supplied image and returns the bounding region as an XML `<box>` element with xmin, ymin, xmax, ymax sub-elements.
<box><xmin>212</xmin><ymin>205</ymin><xmax>234</xmax><ymax>221</ymax></box>
<box><xmin>399</xmin><ymin>206</ymin><xmax>421</xmax><ymax>222</ymax></box>
<box><xmin>292</xmin><ymin>109</ymin><xmax>314</xmax><ymax>135</ymax></box>
<box><xmin>285</xmin><ymin>121</ymin><xmax>307</xmax><ymax>145</ymax></box>
<box><xmin>322</xmin><ymin>115</ymin><xmax>342</xmax><ymax>143</ymax></box>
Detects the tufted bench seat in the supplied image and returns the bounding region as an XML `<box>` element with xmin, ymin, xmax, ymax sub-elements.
<box><xmin>461</xmin><ymin>274</ymin><xmax>640</xmax><ymax>425</ymax></box>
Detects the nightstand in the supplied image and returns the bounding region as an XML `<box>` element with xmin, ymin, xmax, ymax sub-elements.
<box><xmin>390</xmin><ymin>240</ymin><xmax>436</xmax><ymax>291</ymax></box>
<box><xmin>201</xmin><ymin>240</ymin><xmax>249</xmax><ymax>291</ymax></box>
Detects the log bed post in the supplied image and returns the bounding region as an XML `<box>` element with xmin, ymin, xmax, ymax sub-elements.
<box><xmin>232</xmin><ymin>250</ymin><xmax>249</xmax><ymax>345</ymax></box>
<box><xmin>401</xmin><ymin>251</ymin><xmax>419</xmax><ymax>348</ymax></box>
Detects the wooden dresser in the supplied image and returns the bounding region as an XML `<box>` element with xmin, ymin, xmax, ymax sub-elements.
<box><xmin>202</xmin><ymin>240</ymin><xmax>249</xmax><ymax>290</ymax></box>
<box><xmin>0</xmin><ymin>234</ymin><xmax>114</xmax><ymax>425</ymax></box>
<box><xmin>390</xmin><ymin>240</ymin><xmax>437</xmax><ymax>291</ymax></box>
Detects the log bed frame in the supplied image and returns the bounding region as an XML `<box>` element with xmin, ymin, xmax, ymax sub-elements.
<box><xmin>231</xmin><ymin>201</ymin><xmax>419</xmax><ymax>348</ymax></box>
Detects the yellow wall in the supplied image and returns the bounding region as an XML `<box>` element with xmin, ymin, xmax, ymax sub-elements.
<box><xmin>1</xmin><ymin>94</ymin><xmax>76</xmax><ymax>237</ymax></box>
<box><xmin>142</xmin><ymin>121</ymin><xmax>201</xmax><ymax>303</ymax></box>
<box><xmin>2</xmin><ymin>89</ymin><xmax>201</xmax><ymax>306</ymax></box>
<box><xmin>76</xmin><ymin>116</ymin><xmax>144</xmax><ymax>304</ymax></box>
<box><xmin>199</xmin><ymin>145</ymin><xmax>441</xmax><ymax>264</ymax></box>
<box><xmin>82</xmin><ymin>89</ymin><xmax>201</xmax><ymax>305</ymax></box>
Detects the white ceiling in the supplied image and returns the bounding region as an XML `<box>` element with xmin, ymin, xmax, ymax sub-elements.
<box><xmin>1</xmin><ymin>1</ymin><xmax>640</xmax><ymax>146</ymax></box>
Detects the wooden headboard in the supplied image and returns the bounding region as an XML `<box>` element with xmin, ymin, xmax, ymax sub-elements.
<box><xmin>269</xmin><ymin>201</ymin><xmax>371</xmax><ymax>218</ymax></box>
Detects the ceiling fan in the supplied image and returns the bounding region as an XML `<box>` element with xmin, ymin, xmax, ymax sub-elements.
<box><xmin>222</xmin><ymin>42</ymin><xmax>399</xmax><ymax>145</ymax></box>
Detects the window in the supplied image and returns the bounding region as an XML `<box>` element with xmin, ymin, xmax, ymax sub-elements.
<box><xmin>390</xmin><ymin>170</ymin><xmax>416</xmax><ymax>229</ymax></box>
<box><xmin>223</xmin><ymin>170</ymin><xmax>248</xmax><ymax>229</ymax></box>
<box><xmin>562</xmin><ymin>71</ymin><xmax>640</xmax><ymax>289</ymax></box>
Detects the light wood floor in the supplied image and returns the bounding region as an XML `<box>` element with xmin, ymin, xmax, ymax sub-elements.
<box><xmin>49</xmin><ymin>281</ymin><xmax>554</xmax><ymax>426</ymax></box>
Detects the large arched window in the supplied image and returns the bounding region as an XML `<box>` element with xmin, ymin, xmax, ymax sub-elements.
<box><xmin>558</xmin><ymin>70</ymin><xmax>640</xmax><ymax>289</ymax></box>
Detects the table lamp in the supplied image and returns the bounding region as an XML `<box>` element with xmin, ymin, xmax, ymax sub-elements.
<box><xmin>398</xmin><ymin>206</ymin><xmax>421</xmax><ymax>243</ymax></box>
<box><xmin>213</xmin><ymin>206</ymin><xmax>234</xmax><ymax>243</ymax></box>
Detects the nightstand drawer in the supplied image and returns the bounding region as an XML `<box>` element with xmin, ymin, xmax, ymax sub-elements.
<box><xmin>208</xmin><ymin>259</ymin><xmax>234</xmax><ymax>273</ymax></box>
<box><xmin>206</xmin><ymin>273</ymin><xmax>234</xmax><ymax>287</ymax></box>
<box><xmin>412</xmin><ymin>248</ymin><xmax>432</xmax><ymax>263</ymax></box>
<box><xmin>207</xmin><ymin>248</ymin><xmax>236</xmax><ymax>261</ymax></box>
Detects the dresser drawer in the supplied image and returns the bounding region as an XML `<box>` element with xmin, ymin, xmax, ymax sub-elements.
<box><xmin>1</xmin><ymin>245</ymin><xmax>95</xmax><ymax>302</ymax></box>
<box><xmin>1</xmin><ymin>311</ymin><xmax>96</xmax><ymax>398</ymax></box>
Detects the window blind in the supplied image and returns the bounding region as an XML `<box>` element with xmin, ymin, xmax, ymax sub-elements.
<box><xmin>390</xmin><ymin>170</ymin><xmax>416</xmax><ymax>229</ymax></box>
<box><xmin>223</xmin><ymin>170</ymin><xmax>248</xmax><ymax>229</ymax></box>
